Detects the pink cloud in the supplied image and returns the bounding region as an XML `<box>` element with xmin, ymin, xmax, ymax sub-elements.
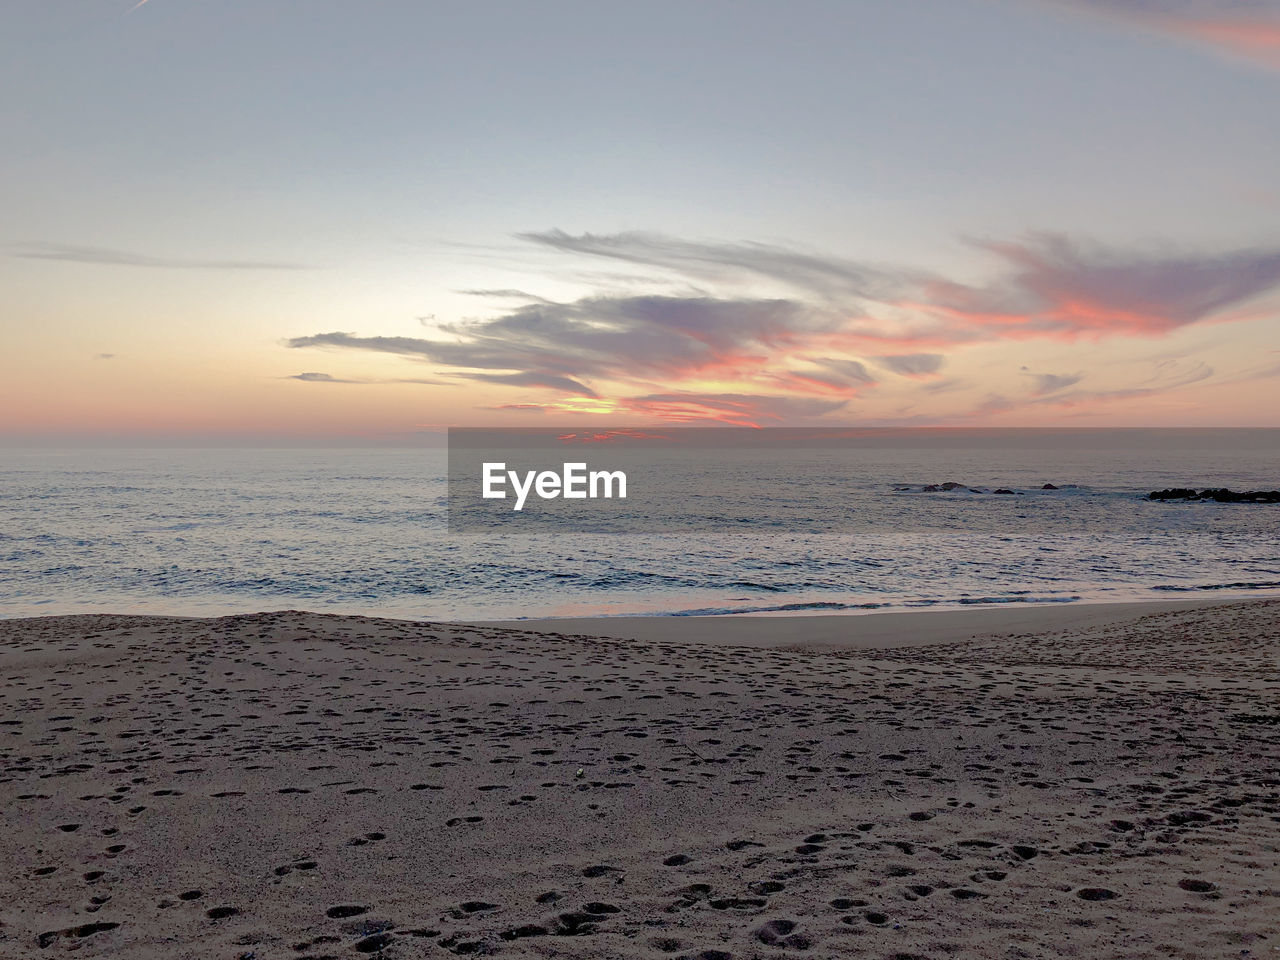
<box><xmin>288</xmin><ymin>230</ymin><xmax>1280</xmax><ymax>424</ymax></box>
<box><xmin>1051</xmin><ymin>1</ymin><xmax>1280</xmax><ymax>70</ymax></box>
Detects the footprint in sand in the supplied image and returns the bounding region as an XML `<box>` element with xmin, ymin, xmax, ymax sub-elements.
<box><xmin>325</xmin><ymin>904</ymin><xmax>368</xmax><ymax>918</ymax></box>
<box><xmin>1178</xmin><ymin>878</ymin><xmax>1216</xmax><ymax>892</ymax></box>
<box><xmin>1076</xmin><ymin>888</ymin><xmax>1117</xmax><ymax>901</ymax></box>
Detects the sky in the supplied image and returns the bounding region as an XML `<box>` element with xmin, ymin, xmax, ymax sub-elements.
<box><xmin>2</xmin><ymin>0</ymin><xmax>1279</xmax><ymax>442</ymax></box>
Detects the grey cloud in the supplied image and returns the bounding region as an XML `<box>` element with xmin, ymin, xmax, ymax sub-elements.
<box><xmin>289</xmin><ymin>294</ymin><xmax>826</xmax><ymax>395</ymax></box>
<box><xmin>955</xmin><ymin>360</ymin><xmax>1211</xmax><ymax>417</ymax></box>
<box><xmin>521</xmin><ymin>229</ymin><xmax>914</xmax><ymax>303</ymax></box>
<box><xmin>288</xmin><ymin>372</ymin><xmax>362</xmax><ymax>383</ymax></box>
<box><xmin>524</xmin><ymin>230</ymin><xmax>1280</xmax><ymax>346</ymax></box>
<box><xmin>971</xmin><ymin>394</ymin><xmax>1017</xmax><ymax>416</ymax></box>
<box><xmin>12</xmin><ymin>242</ymin><xmax>310</xmax><ymax>270</ymax></box>
<box><xmin>286</xmin><ymin>371</ymin><xmax>447</xmax><ymax>385</ymax></box>
<box><xmin>1028</xmin><ymin>372</ymin><xmax>1084</xmax><ymax>394</ymax></box>
<box><xmin>1032</xmin><ymin>360</ymin><xmax>1212</xmax><ymax>406</ymax></box>
<box><xmin>801</xmin><ymin>357</ymin><xmax>878</xmax><ymax>387</ymax></box>
<box><xmin>937</xmin><ymin>233</ymin><xmax>1280</xmax><ymax>338</ymax></box>
<box><xmin>450</xmin><ymin>371</ymin><xmax>598</xmax><ymax>396</ymax></box>
<box><xmin>772</xmin><ymin>358</ymin><xmax>879</xmax><ymax>395</ymax></box>
<box><xmin>457</xmin><ymin>289</ymin><xmax>555</xmax><ymax>303</ymax></box>
<box><xmin>873</xmin><ymin>354</ymin><xmax>945</xmax><ymax>376</ymax></box>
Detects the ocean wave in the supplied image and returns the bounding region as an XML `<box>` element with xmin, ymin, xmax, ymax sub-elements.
<box><xmin>1150</xmin><ymin>580</ymin><xmax>1280</xmax><ymax>592</ymax></box>
<box><xmin>639</xmin><ymin>594</ymin><xmax>1085</xmax><ymax>618</ymax></box>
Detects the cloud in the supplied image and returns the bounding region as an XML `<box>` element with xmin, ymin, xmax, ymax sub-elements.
<box><xmin>919</xmin><ymin>233</ymin><xmax>1280</xmax><ymax>341</ymax></box>
<box><xmin>285</xmin><ymin>371</ymin><xmax>447</xmax><ymax>385</ymax></box>
<box><xmin>1220</xmin><ymin>357</ymin><xmax>1280</xmax><ymax>383</ymax></box>
<box><xmin>556</xmin><ymin>429</ymin><xmax>673</xmax><ymax>443</ymax></box>
<box><xmin>288</xmin><ymin>229</ymin><xmax>1280</xmax><ymax>424</ymax></box>
<box><xmin>962</xmin><ymin>358</ymin><xmax>1212</xmax><ymax>417</ymax></box>
<box><xmin>808</xmin><ymin>357</ymin><xmax>877</xmax><ymax>384</ymax></box>
<box><xmin>94</xmin><ymin>352</ymin><xmax>116</xmax><ymax>360</ymax></box>
<box><xmin>923</xmin><ymin>377</ymin><xmax>967</xmax><ymax>394</ymax></box>
<box><xmin>518</xmin><ymin>230</ymin><xmax>1280</xmax><ymax>346</ymax></box>
<box><xmin>288</xmin><ymin>372</ymin><xmax>361</xmax><ymax>383</ymax></box>
<box><xmin>1049</xmin><ymin>0</ymin><xmax>1280</xmax><ymax>70</ymax></box>
<box><xmin>770</xmin><ymin>357</ymin><xmax>879</xmax><ymax>395</ymax></box>
<box><xmin>289</xmin><ymin>294</ymin><xmax>830</xmax><ymax>390</ymax></box>
<box><xmin>1027</xmin><ymin>371</ymin><xmax>1084</xmax><ymax>394</ymax></box>
<box><xmin>873</xmin><ymin>353</ymin><xmax>945</xmax><ymax>376</ymax></box>
<box><xmin>458</xmin><ymin>289</ymin><xmax>555</xmax><ymax>303</ymax></box>
<box><xmin>497</xmin><ymin>392</ymin><xmax>849</xmax><ymax>427</ymax></box>
<box><xmin>621</xmin><ymin>393</ymin><xmax>848</xmax><ymax>427</ymax></box>
<box><xmin>1032</xmin><ymin>360</ymin><xmax>1213</xmax><ymax>407</ymax></box>
<box><xmin>451</xmin><ymin>371</ymin><xmax>598</xmax><ymax>396</ymax></box>
<box><xmin>11</xmin><ymin>242</ymin><xmax>309</xmax><ymax>270</ymax></box>
<box><xmin>521</xmin><ymin>229</ymin><xmax>910</xmax><ymax>304</ymax></box>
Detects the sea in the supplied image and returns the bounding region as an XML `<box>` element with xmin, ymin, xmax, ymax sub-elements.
<box><xmin>2</xmin><ymin>429</ymin><xmax>1278</xmax><ymax>621</ymax></box>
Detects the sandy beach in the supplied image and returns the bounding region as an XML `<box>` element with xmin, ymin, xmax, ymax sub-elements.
<box><xmin>1</xmin><ymin>599</ymin><xmax>1277</xmax><ymax>959</ymax></box>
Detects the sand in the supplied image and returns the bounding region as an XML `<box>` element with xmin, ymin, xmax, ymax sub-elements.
<box><xmin>477</xmin><ymin>597</ymin><xmax>1259</xmax><ymax>650</ymax></box>
<box><xmin>0</xmin><ymin>599</ymin><xmax>1276</xmax><ymax>959</ymax></box>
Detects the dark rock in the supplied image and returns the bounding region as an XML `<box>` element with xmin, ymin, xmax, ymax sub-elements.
<box><xmin>993</xmin><ymin>489</ymin><xmax>1016</xmax><ymax>495</ymax></box>
<box><xmin>1041</xmin><ymin>483</ymin><xmax>1058</xmax><ymax>490</ymax></box>
<box><xmin>1148</xmin><ymin>488</ymin><xmax>1280</xmax><ymax>503</ymax></box>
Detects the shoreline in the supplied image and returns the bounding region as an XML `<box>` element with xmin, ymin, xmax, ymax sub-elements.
<box><xmin>3</xmin><ymin>592</ymin><xmax>1278</xmax><ymax>649</ymax></box>
<box><xmin>477</xmin><ymin>595</ymin><xmax>1265</xmax><ymax>649</ymax></box>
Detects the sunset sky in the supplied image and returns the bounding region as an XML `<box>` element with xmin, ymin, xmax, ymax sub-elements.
<box><xmin>3</xmin><ymin>0</ymin><xmax>1279</xmax><ymax>442</ymax></box>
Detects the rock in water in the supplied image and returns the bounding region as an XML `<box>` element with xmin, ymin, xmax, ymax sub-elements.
<box><xmin>1147</xmin><ymin>488</ymin><xmax>1280</xmax><ymax>503</ymax></box>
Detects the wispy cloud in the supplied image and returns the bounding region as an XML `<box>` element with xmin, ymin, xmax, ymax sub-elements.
<box><xmin>496</xmin><ymin>392</ymin><xmax>849</xmax><ymax>428</ymax></box>
<box><xmin>451</xmin><ymin>371</ymin><xmax>598</xmax><ymax>395</ymax></box>
<box><xmin>286</xmin><ymin>229</ymin><xmax>1280</xmax><ymax>424</ymax></box>
<box><xmin>521</xmin><ymin>229</ymin><xmax>912</xmax><ymax>304</ymax></box>
<box><xmin>914</xmin><ymin>233</ymin><xmax>1280</xmax><ymax>341</ymax></box>
<box><xmin>873</xmin><ymin>354</ymin><xmax>946</xmax><ymax>376</ymax></box>
<box><xmin>1027</xmin><ymin>371</ymin><xmax>1084</xmax><ymax>395</ymax></box>
<box><xmin>285</xmin><ymin>371</ymin><xmax>446</xmax><ymax>385</ymax></box>
<box><xmin>1048</xmin><ymin>0</ymin><xmax>1280</xmax><ymax>70</ymax></box>
<box><xmin>770</xmin><ymin>357</ymin><xmax>879</xmax><ymax>396</ymax></box>
<box><xmin>288</xmin><ymin>372</ymin><xmax>362</xmax><ymax>383</ymax></box>
<box><xmin>1031</xmin><ymin>359</ymin><xmax>1214</xmax><ymax>408</ymax></box>
<box><xmin>458</xmin><ymin>288</ymin><xmax>556</xmax><ymax>303</ymax></box>
<box><xmin>11</xmin><ymin>242</ymin><xmax>310</xmax><ymax>271</ymax></box>
<box><xmin>959</xmin><ymin>358</ymin><xmax>1212</xmax><ymax>419</ymax></box>
<box><xmin>517</xmin><ymin>231</ymin><xmax>1280</xmax><ymax>346</ymax></box>
<box><xmin>288</xmin><ymin>294</ymin><xmax>830</xmax><ymax>388</ymax></box>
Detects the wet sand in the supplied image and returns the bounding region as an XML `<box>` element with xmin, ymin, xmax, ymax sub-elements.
<box><xmin>477</xmin><ymin>597</ymin><xmax>1259</xmax><ymax>649</ymax></box>
<box><xmin>0</xmin><ymin>599</ymin><xmax>1276</xmax><ymax>958</ymax></box>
